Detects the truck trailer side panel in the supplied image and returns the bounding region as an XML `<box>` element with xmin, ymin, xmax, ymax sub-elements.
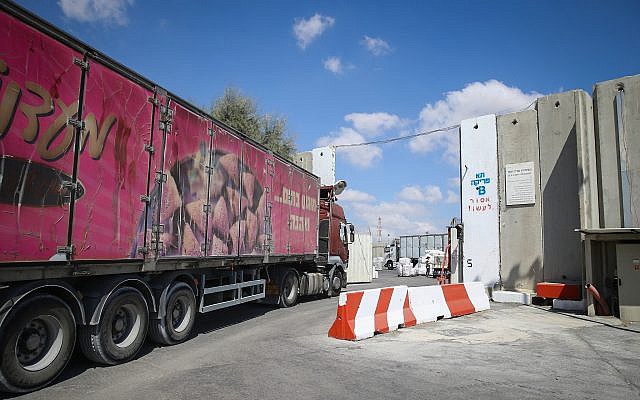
<box><xmin>0</xmin><ymin>12</ymin><xmax>83</xmax><ymax>262</ymax></box>
<box><xmin>0</xmin><ymin>6</ymin><xmax>320</xmax><ymax>266</ymax></box>
<box><xmin>77</xmin><ymin>57</ymin><xmax>154</xmax><ymax>260</ymax></box>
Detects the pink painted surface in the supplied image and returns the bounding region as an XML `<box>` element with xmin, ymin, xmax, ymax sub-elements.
<box><xmin>0</xmin><ymin>10</ymin><xmax>321</xmax><ymax>264</ymax></box>
<box><xmin>240</xmin><ymin>142</ymin><xmax>268</xmax><ymax>256</ymax></box>
<box><xmin>270</xmin><ymin>157</ymin><xmax>291</xmax><ymax>254</ymax></box>
<box><xmin>154</xmin><ymin>100</ymin><xmax>210</xmax><ymax>257</ymax></box>
<box><xmin>207</xmin><ymin>125</ymin><xmax>243</xmax><ymax>256</ymax></box>
<box><xmin>0</xmin><ymin>14</ymin><xmax>82</xmax><ymax>261</ymax></box>
<box><xmin>74</xmin><ymin>59</ymin><xmax>153</xmax><ymax>260</ymax></box>
<box><xmin>303</xmin><ymin>173</ymin><xmax>320</xmax><ymax>254</ymax></box>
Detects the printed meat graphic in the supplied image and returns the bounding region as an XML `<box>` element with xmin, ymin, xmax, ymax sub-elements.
<box><xmin>134</xmin><ymin>147</ymin><xmax>266</xmax><ymax>257</ymax></box>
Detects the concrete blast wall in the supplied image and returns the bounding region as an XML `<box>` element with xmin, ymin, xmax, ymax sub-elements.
<box><xmin>497</xmin><ymin>110</ymin><xmax>543</xmax><ymax>291</ymax></box>
<box><xmin>536</xmin><ymin>91</ymin><xmax>595</xmax><ymax>283</ymax></box>
<box><xmin>473</xmin><ymin>90</ymin><xmax>597</xmax><ymax>291</ymax></box>
<box><xmin>463</xmin><ymin>74</ymin><xmax>639</xmax><ymax>294</ymax></box>
<box><xmin>593</xmin><ymin>75</ymin><xmax>640</xmax><ymax>228</ymax></box>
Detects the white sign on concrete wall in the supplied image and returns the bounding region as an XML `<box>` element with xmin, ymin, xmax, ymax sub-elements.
<box><xmin>460</xmin><ymin>114</ymin><xmax>500</xmax><ymax>287</ymax></box>
<box><xmin>505</xmin><ymin>162</ymin><xmax>536</xmax><ymax>206</ymax></box>
<box><xmin>311</xmin><ymin>146</ymin><xmax>336</xmax><ymax>186</ymax></box>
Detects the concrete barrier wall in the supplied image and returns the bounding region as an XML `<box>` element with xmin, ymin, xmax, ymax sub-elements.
<box><xmin>536</xmin><ymin>91</ymin><xmax>587</xmax><ymax>283</ymax></box>
<box><xmin>593</xmin><ymin>75</ymin><xmax>640</xmax><ymax>228</ymax></box>
<box><xmin>496</xmin><ymin>110</ymin><xmax>543</xmax><ymax>292</ymax></box>
<box><xmin>347</xmin><ymin>232</ymin><xmax>373</xmax><ymax>283</ymax></box>
<box><xmin>459</xmin><ymin>74</ymin><xmax>638</xmax><ymax>293</ymax></box>
<box><xmin>460</xmin><ymin>115</ymin><xmax>500</xmax><ymax>287</ymax></box>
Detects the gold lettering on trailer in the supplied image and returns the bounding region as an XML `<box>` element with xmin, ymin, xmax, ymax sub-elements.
<box><xmin>82</xmin><ymin>113</ymin><xmax>117</xmax><ymax>159</ymax></box>
<box><xmin>0</xmin><ymin>58</ymin><xmax>118</xmax><ymax>161</ymax></box>
<box><xmin>20</xmin><ymin>81</ymin><xmax>54</xmax><ymax>142</ymax></box>
<box><xmin>37</xmin><ymin>99</ymin><xmax>78</xmax><ymax>161</ymax></box>
<box><xmin>0</xmin><ymin>82</ymin><xmax>20</xmax><ymax>139</ymax></box>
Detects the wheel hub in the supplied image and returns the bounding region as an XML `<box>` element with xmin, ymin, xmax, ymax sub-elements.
<box><xmin>15</xmin><ymin>315</ymin><xmax>65</xmax><ymax>371</ymax></box>
<box><xmin>112</xmin><ymin>308</ymin><xmax>130</xmax><ymax>343</ymax></box>
<box><xmin>25</xmin><ymin>333</ymin><xmax>42</xmax><ymax>352</ymax></box>
<box><xmin>16</xmin><ymin>320</ymin><xmax>49</xmax><ymax>365</ymax></box>
<box><xmin>332</xmin><ymin>276</ymin><xmax>341</xmax><ymax>290</ymax></box>
<box><xmin>171</xmin><ymin>302</ymin><xmax>184</xmax><ymax>327</ymax></box>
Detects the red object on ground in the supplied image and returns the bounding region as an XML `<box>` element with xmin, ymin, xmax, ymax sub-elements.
<box><xmin>536</xmin><ymin>282</ymin><xmax>582</xmax><ymax>300</ymax></box>
<box><xmin>585</xmin><ymin>283</ymin><xmax>612</xmax><ymax>316</ymax></box>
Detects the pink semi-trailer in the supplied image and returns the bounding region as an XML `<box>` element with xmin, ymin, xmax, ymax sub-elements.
<box><xmin>0</xmin><ymin>1</ymin><xmax>354</xmax><ymax>393</ymax></box>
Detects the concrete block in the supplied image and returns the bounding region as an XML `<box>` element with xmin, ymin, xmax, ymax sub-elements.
<box><xmin>537</xmin><ymin>91</ymin><xmax>590</xmax><ymax>283</ymax></box>
<box><xmin>460</xmin><ymin>115</ymin><xmax>500</xmax><ymax>287</ymax></box>
<box><xmin>552</xmin><ymin>299</ymin><xmax>587</xmax><ymax>313</ymax></box>
<box><xmin>492</xmin><ymin>290</ymin><xmax>532</xmax><ymax>305</ymax></box>
<box><xmin>497</xmin><ymin>110</ymin><xmax>543</xmax><ymax>292</ymax></box>
<box><xmin>593</xmin><ymin>74</ymin><xmax>640</xmax><ymax>228</ymax></box>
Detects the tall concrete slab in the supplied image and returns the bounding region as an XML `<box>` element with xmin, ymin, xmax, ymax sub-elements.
<box><xmin>575</xmin><ymin>91</ymin><xmax>600</xmax><ymax>230</ymax></box>
<box><xmin>497</xmin><ymin>110</ymin><xmax>543</xmax><ymax>292</ymax></box>
<box><xmin>537</xmin><ymin>91</ymin><xmax>590</xmax><ymax>283</ymax></box>
<box><xmin>460</xmin><ymin>115</ymin><xmax>500</xmax><ymax>287</ymax></box>
<box><xmin>593</xmin><ymin>74</ymin><xmax>640</xmax><ymax>228</ymax></box>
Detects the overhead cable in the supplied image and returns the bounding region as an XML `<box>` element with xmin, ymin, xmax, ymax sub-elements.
<box><xmin>332</xmin><ymin>98</ymin><xmax>540</xmax><ymax>149</ymax></box>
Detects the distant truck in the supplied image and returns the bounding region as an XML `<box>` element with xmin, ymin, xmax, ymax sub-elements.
<box><xmin>383</xmin><ymin>234</ymin><xmax>448</xmax><ymax>269</ymax></box>
<box><xmin>0</xmin><ymin>2</ymin><xmax>354</xmax><ymax>393</ymax></box>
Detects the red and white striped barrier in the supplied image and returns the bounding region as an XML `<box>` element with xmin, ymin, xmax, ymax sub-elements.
<box><xmin>328</xmin><ymin>283</ymin><xmax>489</xmax><ymax>341</ymax></box>
<box><xmin>408</xmin><ymin>282</ymin><xmax>490</xmax><ymax>324</ymax></box>
<box><xmin>328</xmin><ymin>286</ymin><xmax>416</xmax><ymax>340</ymax></box>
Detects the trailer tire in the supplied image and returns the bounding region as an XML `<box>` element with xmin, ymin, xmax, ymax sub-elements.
<box><xmin>0</xmin><ymin>295</ymin><xmax>75</xmax><ymax>394</ymax></box>
<box><xmin>78</xmin><ymin>287</ymin><xmax>148</xmax><ymax>365</ymax></box>
<box><xmin>280</xmin><ymin>270</ymin><xmax>299</xmax><ymax>308</ymax></box>
<box><xmin>328</xmin><ymin>268</ymin><xmax>343</xmax><ymax>297</ymax></box>
<box><xmin>385</xmin><ymin>261</ymin><xmax>394</xmax><ymax>270</ymax></box>
<box><xmin>149</xmin><ymin>282</ymin><xmax>196</xmax><ymax>345</ymax></box>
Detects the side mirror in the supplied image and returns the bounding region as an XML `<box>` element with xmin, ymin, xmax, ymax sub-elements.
<box><xmin>349</xmin><ymin>224</ymin><xmax>355</xmax><ymax>243</ymax></box>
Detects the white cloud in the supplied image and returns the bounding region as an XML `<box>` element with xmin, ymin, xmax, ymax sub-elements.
<box><xmin>447</xmin><ymin>177</ymin><xmax>460</xmax><ymax>188</ymax></box>
<box><xmin>397</xmin><ymin>185</ymin><xmax>443</xmax><ymax>203</ymax></box>
<box><xmin>317</xmin><ymin>127</ymin><xmax>382</xmax><ymax>168</ymax></box>
<box><xmin>361</xmin><ymin>35</ymin><xmax>392</xmax><ymax>56</ymax></box>
<box><xmin>445</xmin><ymin>190</ymin><xmax>459</xmax><ymax>204</ymax></box>
<box><xmin>344</xmin><ymin>112</ymin><xmax>405</xmax><ymax>137</ymax></box>
<box><xmin>58</xmin><ymin>0</ymin><xmax>134</xmax><ymax>26</ymax></box>
<box><xmin>410</xmin><ymin>80</ymin><xmax>542</xmax><ymax>164</ymax></box>
<box><xmin>324</xmin><ymin>56</ymin><xmax>343</xmax><ymax>74</ymax></box>
<box><xmin>338</xmin><ymin>188</ymin><xmax>376</xmax><ymax>203</ymax></box>
<box><xmin>293</xmin><ymin>13</ymin><xmax>335</xmax><ymax>49</ymax></box>
<box><xmin>344</xmin><ymin>201</ymin><xmax>437</xmax><ymax>238</ymax></box>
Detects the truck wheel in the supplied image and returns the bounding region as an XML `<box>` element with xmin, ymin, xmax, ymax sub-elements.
<box><xmin>0</xmin><ymin>295</ymin><xmax>75</xmax><ymax>394</ymax></box>
<box><xmin>386</xmin><ymin>261</ymin><xmax>394</xmax><ymax>270</ymax></box>
<box><xmin>79</xmin><ymin>287</ymin><xmax>148</xmax><ymax>365</ymax></box>
<box><xmin>328</xmin><ymin>269</ymin><xmax>343</xmax><ymax>297</ymax></box>
<box><xmin>280</xmin><ymin>270</ymin><xmax>299</xmax><ymax>308</ymax></box>
<box><xmin>149</xmin><ymin>282</ymin><xmax>196</xmax><ymax>345</ymax></box>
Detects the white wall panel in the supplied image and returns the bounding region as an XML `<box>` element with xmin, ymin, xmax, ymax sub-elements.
<box><xmin>460</xmin><ymin>115</ymin><xmax>500</xmax><ymax>287</ymax></box>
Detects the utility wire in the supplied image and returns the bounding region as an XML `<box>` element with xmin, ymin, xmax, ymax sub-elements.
<box><xmin>333</xmin><ymin>124</ymin><xmax>460</xmax><ymax>149</ymax></box>
<box><xmin>332</xmin><ymin>98</ymin><xmax>540</xmax><ymax>149</ymax></box>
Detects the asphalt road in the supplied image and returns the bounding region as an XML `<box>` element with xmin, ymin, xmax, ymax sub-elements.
<box><xmin>9</xmin><ymin>270</ymin><xmax>640</xmax><ymax>400</ymax></box>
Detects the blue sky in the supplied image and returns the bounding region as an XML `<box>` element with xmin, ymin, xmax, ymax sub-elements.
<box><xmin>14</xmin><ymin>0</ymin><xmax>640</xmax><ymax>240</ymax></box>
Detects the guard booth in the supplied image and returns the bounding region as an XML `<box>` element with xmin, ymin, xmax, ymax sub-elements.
<box><xmin>578</xmin><ymin>228</ymin><xmax>640</xmax><ymax>322</ymax></box>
